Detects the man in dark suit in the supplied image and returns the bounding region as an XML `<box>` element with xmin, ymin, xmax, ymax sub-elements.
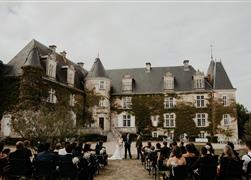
<box><xmin>9</xmin><ymin>141</ymin><xmax>32</xmax><ymax>176</ymax></box>
<box><xmin>35</xmin><ymin>142</ymin><xmax>56</xmax><ymax>161</ymax></box>
<box><xmin>124</xmin><ymin>133</ymin><xmax>132</xmax><ymax>159</ymax></box>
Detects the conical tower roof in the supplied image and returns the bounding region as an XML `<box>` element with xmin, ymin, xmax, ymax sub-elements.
<box><xmin>22</xmin><ymin>47</ymin><xmax>41</xmax><ymax>68</ymax></box>
<box><xmin>87</xmin><ymin>58</ymin><xmax>108</xmax><ymax>78</ymax></box>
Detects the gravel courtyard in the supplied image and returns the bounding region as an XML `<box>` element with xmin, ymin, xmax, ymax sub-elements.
<box><xmin>94</xmin><ymin>159</ymin><xmax>153</xmax><ymax>180</ymax></box>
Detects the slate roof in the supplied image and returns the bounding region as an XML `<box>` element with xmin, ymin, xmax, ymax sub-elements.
<box><xmin>4</xmin><ymin>39</ymin><xmax>87</xmax><ymax>90</ymax></box>
<box><xmin>106</xmin><ymin>66</ymin><xmax>212</xmax><ymax>94</ymax></box>
<box><xmin>207</xmin><ymin>60</ymin><xmax>234</xmax><ymax>90</ymax></box>
<box><xmin>87</xmin><ymin>58</ymin><xmax>108</xmax><ymax>78</ymax></box>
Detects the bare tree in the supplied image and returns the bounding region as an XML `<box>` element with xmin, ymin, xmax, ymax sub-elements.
<box><xmin>11</xmin><ymin>105</ymin><xmax>77</xmax><ymax>144</ymax></box>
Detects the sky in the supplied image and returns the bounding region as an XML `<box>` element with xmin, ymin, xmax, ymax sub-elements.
<box><xmin>0</xmin><ymin>1</ymin><xmax>251</xmax><ymax>110</ymax></box>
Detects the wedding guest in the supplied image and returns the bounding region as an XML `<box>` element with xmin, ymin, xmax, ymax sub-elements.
<box><xmin>218</xmin><ymin>145</ymin><xmax>242</xmax><ymax>180</ymax></box>
<box><xmin>9</xmin><ymin>141</ymin><xmax>32</xmax><ymax>176</ymax></box>
<box><xmin>136</xmin><ymin>133</ymin><xmax>143</xmax><ymax>159</ymax></box>
<box><xmin>0</xmin><ymin>142</ymin><xmax>8</xmax><ymax>175</ymax></box>
<box><xmin>205</xmin><ymin>142</ymin><xmax>215</xmax><ymax>155</ymax></box>
<box><xmin>23</xmin><ymin>140</ymin><xmax>33</xmax><ymax>158</ymax></box>
<box><xmin>166</xmin><ymin>147</ymin><xmax>187</xmax><ymax>179</ymax></box>
<box><xmin>192</xmin><ymin>147</ymin><xmax>217</xmax><ymax>180</ymax></box>
<box><xmin>179</xmin><ymin>141</ymin><xmax>186</xmax><ymax>154</ymax></box>
<box><xmin>58</xmin><ymin>142</ymin><xmax>70</xmax><ymax>155</ymax></box>
<box><xmin>53</xmin><ymin>143</ymin><xmax>61</xmax><ymax>155</ymax></box>
<box><xmin>183</xmin><ymin>143</ymin><xmax>198</xmax><ymax>158</ymax></box>
<box><xmin>242</xmin><ymin>139</ymin><xmax>251</xmax><ymax>174</ymax></box>
<box><xmin>160</xmin><ymin>141</ymin><xmax>171</xmax><ymax>160</ymax></box>
<box><xmin>35</xmin><ymin>142</ymin><xmax>56</xmax><ymax>161</ymax></box>
<box><xmin>59</xmin><ymin>144</ymin><xmax>74</xmax><ymax>162</ymax></box>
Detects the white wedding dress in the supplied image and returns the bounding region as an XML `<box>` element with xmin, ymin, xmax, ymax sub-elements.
<box><xmin>109</xmin><ymin>138</ymin><xmax>124</xmax><ymax>160</ymax></box>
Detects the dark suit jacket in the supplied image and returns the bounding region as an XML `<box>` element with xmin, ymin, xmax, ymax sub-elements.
<box><xmin>124</xmin><ymin>136</ymin><xmax>132</xmax><ymax>146</ymax></box>
<box><xmin>36</xmin><ymin>150</ymin><xmax>56</xmax><ymax>162</ymax></box>
<box><xmin>9</xmin><ymin>149</ymin><xmax>32</xmax><ymax>174</ymax></box>
<box><xmin>59</xmin><ymin>153</ymin><xmax>74</xmax><ymax>162</ymax></box>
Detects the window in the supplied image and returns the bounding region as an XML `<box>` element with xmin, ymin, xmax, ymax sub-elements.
<box><xmin>99</xmin><ymin>81</ymin><xmax>105</xmax><ymax>90</ymax></box>
<box><xmin>122</xmin><ymin>74</ymin><xmax>133</xmax><ymax>92</ymax></box>
<box><xmin>164</xmin><ymin>97</ymin><xmax>174</xmax><ymax>109</ymax></box>
<box><xmin>199</xmin><ymin>131</ymin><xmax>206</xmax><ymax>138</ymax></box>
<box><xmin>222</xmin><ymin>95</ymin><xmax>227</xmax><ymax>106</ymax></box>
<box><xmin>151</xmin><ymin>115</ymin><xmax>159</xmax><ymax>127</ymax></box>
<box><xmin>164</xmin><ymin>113</ymin><xmax>176</xmax><ymax>127</ymax></box>
<box><xmin>47</xmin><ymin>89</ymin><xmax>57</xmax><ymax>104</ymax></box>
<box><xmin>67</xmin><ymin>66</ymin><xmax>75</xmax><ymax>86</ymax></box>
<box><xmin>69</xmin><ymin>94</ymin><xmax>75</xmax><ymax>107</ymax></box>
<box><xmin>196</xmin><ymin>113</ymin><xmax>207</xmax><ymax>127</ymax></box>
<box><xmin>152</xmin><ymin>131</ymin><xmax>159</xmax><ymax>138</ymax></box>
<box><xmin>223</xmin><ymin>114</ymin><xmax>231</xmax><ymax>126</ymax></box>
<box><xmin>46</xmin><ymin>59</ymin><xmax>57</xmax><ymax>78</ymax></box>
<box><xmin>123</xmin><ymin>114</ymin><xmax>131</xmax><ymax>127</ymax></box>
<box><xmin>196</xmin><ymin>95</ymin><xmax>205</xmax><ymax>108</ymax></box>
<box><xmin>99</xmin><ymin>97</ymin><xmax>106</xmax><ymax>107</ymax></box>
<box><xmin>195</xmin><ymin>79</ymin><xmax>204</xmax><ymax>89</ymax></box>
<box><xmin>122</xmin><ymin>97</ymin><xmax>132</xmax><ymax>109</ymax></box>
<box><xmin>164</xmin><ymin>72</ymin><xmax>174</xmax><ymax>90</ymax></box>
<box><xmin>194</xmin><ymin>71</ymin><xmax>205</xmax><ymax>89</ymax></box>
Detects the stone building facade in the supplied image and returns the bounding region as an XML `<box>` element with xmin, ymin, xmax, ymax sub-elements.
<box><xmin>0</xmin><ymin>39</ymin><xmax>238</xmax><ymax>142</ymax></box>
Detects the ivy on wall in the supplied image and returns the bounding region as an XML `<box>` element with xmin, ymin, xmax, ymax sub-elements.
<box><xmin>111</xmin><ymin>93</ymin><xmax>237</xmax><ymax>139</ymax></box>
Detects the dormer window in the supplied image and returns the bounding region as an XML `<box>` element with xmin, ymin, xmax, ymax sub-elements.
<box><xmin>122</xmin><ymin>74</ymin><xmax>133</xmax><ymax>92</ymax></box>
<box><xmin>67</xmin><ymin>65</ymin><xmax>75</xmax><ymax>86</ymax></box>
<box><xmin>47</xmin><ymin>88</ymin><xmax>57</xmax><ymax>104</ymax></box>
<box><xmin>164</xmin><ymin>72</ymin><xmax>174</xmax><ymax>90</ymax></box>
<box><xmin>46</xmin><ymin>53</ymin><xmax>57</xmax><ymax>79</ymax></box>
<box><xmin>194</xmin><ymin>70</ymin><xmax>205</xmax><ymax>89</ymax></box>
<box><xmin>99</xmin><ymin>80</ymin><xmax>105</xmax><ymax>90</ymax></box>
<box><xmin>69</xmin><ymin>94</ymin><xmax>75</xmax><ymax>107</ymax></box>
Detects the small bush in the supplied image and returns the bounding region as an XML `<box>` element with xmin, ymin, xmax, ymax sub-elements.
<box><xmin>78</xmin><ymin>134</ymin><xmax>107</xmax><ymax>142</ymax></box>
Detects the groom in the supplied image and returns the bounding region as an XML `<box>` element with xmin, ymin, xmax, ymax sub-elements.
<box><xmin>124</xmin><ymin>133</ymin><xmax>132</xmax><ymax>159</ymax></box>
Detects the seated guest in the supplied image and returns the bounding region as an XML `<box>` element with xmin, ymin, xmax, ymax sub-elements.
<box><xmin>161</xmin><ymin>141</ymin><xmax>171</xmax><ymax>160</ymax></box>
<box><xmin>166</xmin><ymin>147</ymin><xmax>187</xmax><ymax>179</ymax></box>
<box><xmin>72</xmin><ymin>141</ymin><xmax>83</xmax><ymax>157</ymax></box>
<box><xmin>23</xmin><ymin>140</ymin><xmax>33</xmax><ymax>159</ymax></box>
<box><xmin>58</xmin><ymin>142</ymin><xmax>70</xmax><ymax>155</ymax></box>
<box><xmin>205</xmin><ymin>142</ymin><xmax>215</xmax><ymax>155</ymax></box>
<box><xmin>95</xmin><ymin>141</ymin><xmax>104</xmax><ymax>155</ymax></box>
<box><xmin>35</xmin><ymin>143</ymin><xmax>56</xmax><ymax>162</ymax></box>
<box><xmin>53</xmin><ymin>143</ymin><xmax>62</xmax><ymax>155</ymax></box>
<box><xmin>59</xmin><ymin>144</ymin><xmax>74</xmax><ymax>161</ymax></box>
<box><xmin>192</xmin><ymin>147</ymin><xmax>217</xmax><ymax>180</ymax></box>
<box><xmin>183</xmin><ymin>143</ymin><xmax>197</xmax><ymax>158</ymax></box>
<box><xmin>242</xmin><ymin>139</ymin><xmax>251</xmax><ymax>174</ymax></box>
<box><xmin>0</xmin><ymin>142</ymin><xmax>8</xmax><ymax>175</ymax></box>
<box><xmin>218</xmin><ymin>145</ymin><xmax>242</xmax><ymax>180</ymax></box>
<box><xmin>179</xmin><ymin>141</ymin><xmax>187</xmax><ymax>154</ymax></box>
<box><xmin>9</xmin><ymin>141</ymin><xmax>32</xmax><ymax>176</ymax></box>
<box><xmin>227</xmin><ymin>141</ymin><xmax>240</xmax><ymax>161</ymax></box>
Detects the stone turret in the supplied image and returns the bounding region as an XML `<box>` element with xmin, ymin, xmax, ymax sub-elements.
<box><xmin>85</xmin><ymin>57</ymin><xmax>111</xmax><ymax>132</ymax></box>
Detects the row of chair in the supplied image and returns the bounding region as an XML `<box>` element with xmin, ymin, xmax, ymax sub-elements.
<box><xmin>1</xmin><ymin>154</ymin><xmax>106</xmax><ymax>180</ymax></box>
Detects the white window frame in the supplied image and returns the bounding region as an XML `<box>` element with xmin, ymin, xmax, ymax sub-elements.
<box><xmin>196</xmin><ymin>79</ymin><xmax>204</xmax><ymax>89</ymax></box>
<box><xmin>196</xmin><ymin>95</ymin><xmax>205</xmax><ymax>108</ymax></box>
<box><xmin>152</xmin><ymin>131</ymin><xmax>159</xmax><ymax>138</ymax></box>
<box><xmin>123</xmin><ymin>114</ymin><xmax>131</xmax><ymax>127</ymax></box>
<box><xmin>223</xmin><ymin>114</ymin><xmax>231</xmax><ymax>126</ymax></box>
<box><xmin>222</xmin><ymin>95</ymin><xmax>227</xmax><ymax>106</ymax></box>
<box><xmin>164</xmin><ymin>113</ymin><xmax>176</xmax><ymax>128</ymax></box>
<box><xmin>122</xmin><ymin>79</ymin><xmax>133</xmax><ymax>91</ymax></box>
<box><xmin>99</xmin><ymin>97</ymin><xmax>106</xmax><ymax>107</ymax></box>
<box><xmin>69</xmin><ymin>94</ymin><xmax>75</xmax><ymax>107</ymax></box>
<box><xmin>99</xmin><ymin>80</ymin><xmax>105</xmax><ymax>90</ymax></box>
<box><xmin>122</xmin><ymin>97</ymin><xmax>132</xmax><ymax>109</ymax></box>
<box><xmin>196</xmin><ymin>113</ymin><xmax>208</xmax><ymax>127</ymax></box>
<box><xmin>47</xmin><ymin>88</ymin><xmax>57</xmax><ymax>104</ymax></box>
<box><xmin>164</xmin><ymin>97</ymin><xmax>175</xmax><ymax>109</ymax></box>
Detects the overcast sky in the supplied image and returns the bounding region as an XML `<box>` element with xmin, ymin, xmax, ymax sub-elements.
<box><xmin>0</xmin><ymin>1</ymin><xmax>251</xmax><ymax>110</ymax></box>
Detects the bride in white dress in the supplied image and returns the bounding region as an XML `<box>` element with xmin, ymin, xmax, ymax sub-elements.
<box><xmin>109</xmin><ymin>135</ymin><xmax>124</xmax><ymax>160</ymax></box>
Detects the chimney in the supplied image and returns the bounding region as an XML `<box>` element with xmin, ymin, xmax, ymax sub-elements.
<box><xmin>49</xmin><ymin>45</ymin><xmax>57</xmax><ymax>53</ymax></box>
<box><xmin>183</xmin><ymin>60</ymin><xmax>190</xmax><ymax>71</ymax></box>
<box><xmin>60</xmin><ymin>50</ymin><xmax>67</xmax><ymax>58</ymax></box>
<box><xmin>145</xmin><ymin>62</ymin><xmax>151</xmax><ymax>72</ymax></box>
<box><xmin>77</xmin><ymin>62</ymin><xmax>84</xmax><ymax>68</ymax></box>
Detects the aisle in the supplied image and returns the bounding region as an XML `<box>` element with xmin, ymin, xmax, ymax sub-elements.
<box><xmin>94</xmin><ymin>159</ymin><xmax>153</xmax><ymax>180</ymax></box>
